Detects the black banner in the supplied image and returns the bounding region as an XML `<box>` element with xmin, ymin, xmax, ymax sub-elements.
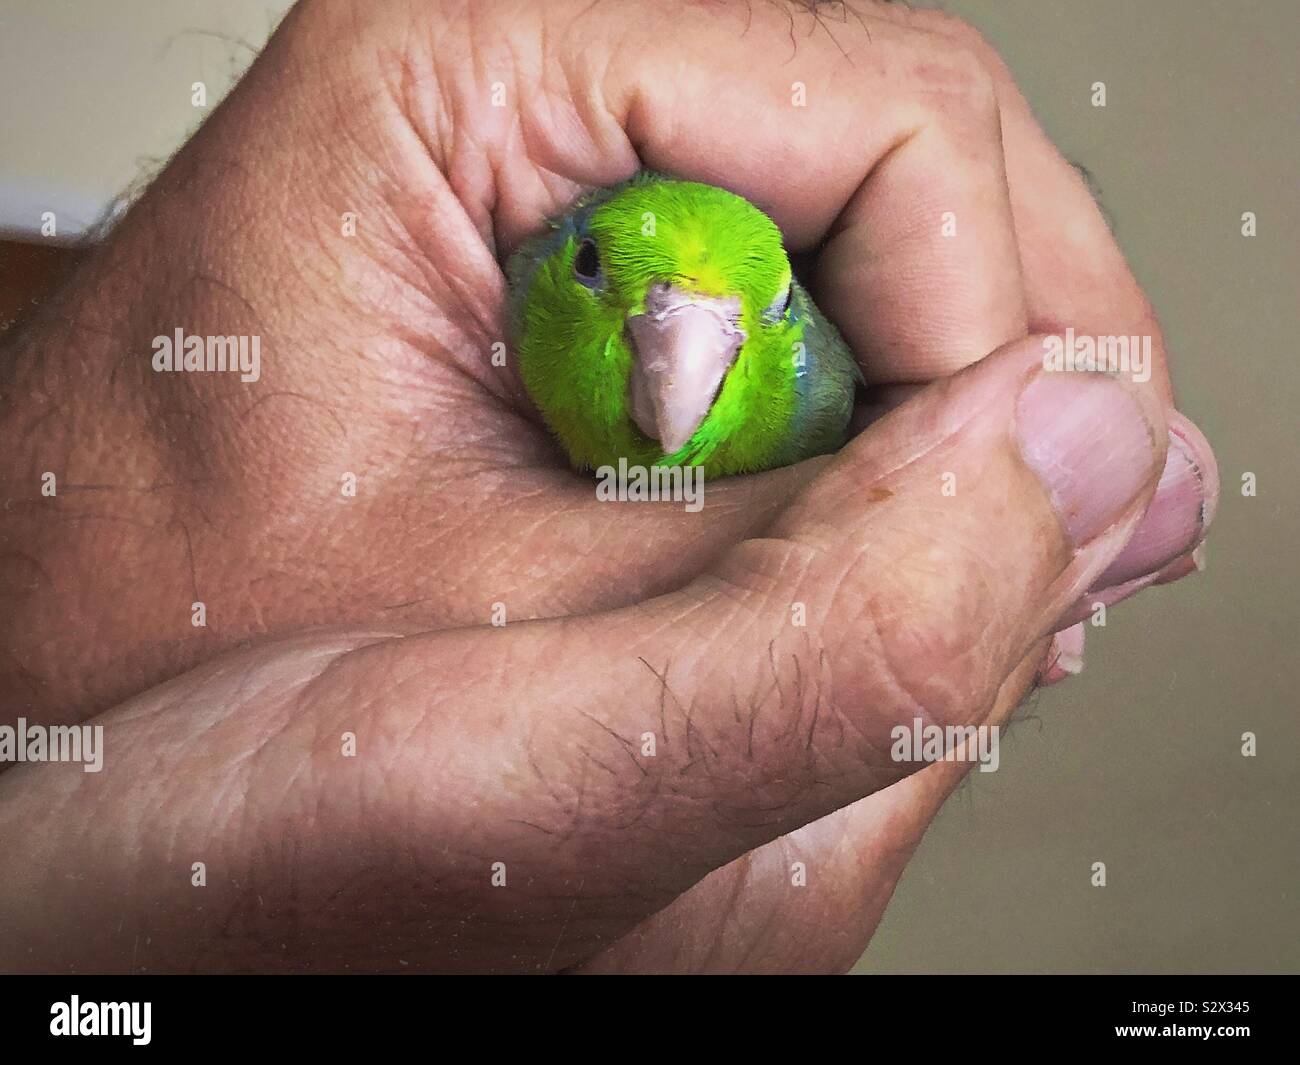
<box><xmin>0</xmin><ymin>975</ymin><xmax>1287</xmax><ymax>1051</ymax></box>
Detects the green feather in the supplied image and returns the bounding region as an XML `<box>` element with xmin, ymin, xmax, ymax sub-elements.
<box><xmin>507</xmin><ymin>173</ymin><xmax>857</xmax><ymax>477</ymax></box>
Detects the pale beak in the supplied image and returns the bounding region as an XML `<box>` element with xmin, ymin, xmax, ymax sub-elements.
<box><xmin>626</xmin><ymin>283</ymin><xmax>746</xmax><ymax>455</ymax></box>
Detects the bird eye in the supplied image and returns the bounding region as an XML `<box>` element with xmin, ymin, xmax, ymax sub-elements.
<box><xmin>573</xmin><ymin>238</ymin><xmax>602</xmax><ymax>286</ymax></box>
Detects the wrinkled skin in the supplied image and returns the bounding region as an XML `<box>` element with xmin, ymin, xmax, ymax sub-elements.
<box><xmin>0</xmin><ymin>0</ymin><xmax>1217</xmax><ymax>972</ymax></box>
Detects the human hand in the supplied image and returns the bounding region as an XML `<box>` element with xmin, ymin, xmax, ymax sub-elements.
<box><xmin>0</xmin><ymin>0</ymin><xmax>1217</xmax><ymax>972</ymax></box>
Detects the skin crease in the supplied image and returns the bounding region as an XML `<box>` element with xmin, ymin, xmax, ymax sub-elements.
<box><xmin>0</xmin><ymin>0</ymin><xmax>1217</xmax><ymax>972</ymax></box>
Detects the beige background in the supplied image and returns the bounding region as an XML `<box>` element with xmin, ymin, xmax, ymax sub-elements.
<box><xmin>0</xmin><ymin>0</ymin><xmax>1294</xmax><ymax>972</ymax></box>
<box><xmin>0</xmin><ymin>0</ymin><xmax>294</xmax><ymax>240</ymax></box>
<box><xmin>857</xmin><ymin>0</ymin><xmax>1299</xmax><ymax>974</ymax></box>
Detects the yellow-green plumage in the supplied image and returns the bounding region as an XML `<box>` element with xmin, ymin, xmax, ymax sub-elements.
<box><xmin>507</xmin><ymin>174</ymin><xmax>858</xmax><ymax>477</ymax></box>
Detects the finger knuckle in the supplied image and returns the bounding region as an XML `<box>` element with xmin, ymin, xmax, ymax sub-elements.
<box><xmin>906</xmin><ymin>11</ymin><xmax>1004</xmax><ymax>114</ymax></box>
<box><xmin>836</xmin><ymin>530</ymin><xmax>1008</xmax><ymax>733</ymax></box>
<box><xmin>910</xmin><ymin>8</ymin><xmax>995</xmax><ymax>58</ymax></box>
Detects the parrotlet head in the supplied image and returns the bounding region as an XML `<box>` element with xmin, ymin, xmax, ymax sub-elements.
<box><xmin>508</xmin><ymin>176</ymin><xmax>836</xmax><ymax>476</ymax></box>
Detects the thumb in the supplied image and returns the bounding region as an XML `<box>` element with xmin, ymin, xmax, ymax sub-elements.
<box><xmin>299</xmin><ymin>335</ymin><xmax>1168</xmax><ymax>928</ymax></box>
<box><xmin>479</xmin><ymin>334</ymin><xmax>1166</xmax><ymax>860</ymax></box>
<box><xmin>740</xmin><ymin>331</ymin><xmax>1169</xmax><ymax>738</ymax></box>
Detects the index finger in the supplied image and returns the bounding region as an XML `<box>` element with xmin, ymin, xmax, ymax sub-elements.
<box><xmin>902</xmin><ymin>8</ymin><xmax>1175</xmax><ymax>402</ymax></box>
<box><xmin>464</xmin><ymin>0</ymin><xmax>1028</xmax><ymax>382</ymax></box>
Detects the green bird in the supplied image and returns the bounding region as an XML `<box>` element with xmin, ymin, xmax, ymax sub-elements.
<box><xmin>506</xmin><ymin>174</ymin><xmax>859</xmax><ymax>477</ymax></box>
